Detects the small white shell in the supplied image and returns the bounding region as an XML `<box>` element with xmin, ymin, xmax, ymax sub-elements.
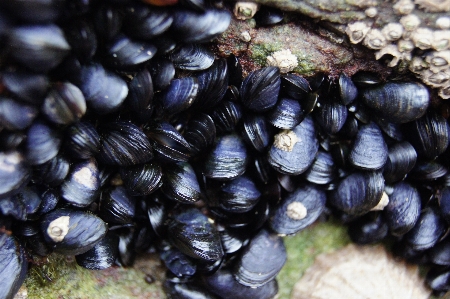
<box><xmin>393</xmin><ymin>0</ymin><xmax>416</xmax><ymax>14</ymax></box>
<box><xmin>47</xmin><ymin>216</ymin><xmax>70</xmax><ymax>242</ymax></box>
<box><xmin>400</xmin><ymin>14</ymin><xmax>421</xmax><ymax>32</ymax></box>
<box><xmin>381</xmin><ymin>23</ymin><xmax>404</xmax><ymax>41</ymax></box>
<box><xmin>432</xmin><ymin>30</ymin><xmax>450</xmax><ymax>51</ymax></box>
<box><xmin>363</xmin><ymin>29</ymin><xmax>386</xmax><ymax>50</ymax></box>
<box><xmin>411</xmin><ymin>27</ymin><xmax>434</xmax><ymax>50</ymax></box>
<box><xmin>436</xmin><ymin>16</ymin><xmax>450</xmax><ymax>29</ymax></box>
<box><xmin>365</xmin><ymin>7</ymin><xmax>378</xmax><ymax>17</ymax></box>
<box><xmin>233</xmin><ymin>1</ymin><xmax>259</xmax><ymax>20</ymax></box>
<box><xmin>291</xmin><ymin>244</ymin><xmax>431</xmax><ymax>299</ymax></box>
<box><xmin>370</xmin><ymin>192</ymin><xmax>390</xmax><ymax>211</ymax></box>
<box><xmin>345</xmin><ymin>22</ymin><xmax>371</xmax><ymax>44</ymax></box>
<box><xmin>286</xmin><ymin>202</ymin><xmax>307</xmax><ymax>220</ymax></box>
<box><xmin>273</xmin><ymin>129</ymin><xmax>299</xmax><ymax>152</ymax></box>
<box><xmin>240</xmin><ymin>31</ymin><xmax>251</xmax><ymax>42</ymax></box>
<box><xmin>266</xmin><ymin>49</ymin><xmax>298</xmax><ymax>73</ymax></box>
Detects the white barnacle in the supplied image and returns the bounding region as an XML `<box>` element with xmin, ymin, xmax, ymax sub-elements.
<box><xmin>393</xmin><ymin>0</ymin><xmax>416</xmax><ymax>14</ymax></box>
<box><xmin>421</xmin><ymin>69</ymin><xmax>450</xmax><ymax>87</ymax></box>
<box><xmin>438</xmin><ymin>82</ymin><xmax>450</xmax><ymax>99</ymax></box>
<box><xmin>414</xmin><ymin>0</ymin><xmax>450</xmax><ymax>12</ymax></box>
<box><xmin>370</xmin><ymin>192</ymin><xmax>390</xmax><ymax>211</ymax></box>
<box><xmin>432</xmin><ymin>30</ymin><xmax>450</xmax><ymax>51</ymax></box>
<box><xmin>266</xmin><ymin>49</ymin><xmax>298</xmax><ymax>73</ymax></box>
<box><xmin>233</xmin><ymin>1</ymin><xmax>259</xmax><ymax>20</ymax></box>
<box><xmin>381</xmin><ymin>23</ymin><xmax>404</xmax><ymax>41</ymax></box>
<box><xmin>409</xmin><ymin>56</ymin><xmax>428</xmax><ymax>73</ymax></box>
<box><xmin>411</xmin><ymin>27</ymin><xmax>434</xmax><ymax>50</ymax></box>
<box><xmin>345</xmin><ymin>22</ymin><xmax>371</xmax><ymax>44</ymax></box>
<box><xmin>400</xmin><ymin>14</ymin><xmax>421</xmax><ymax>32</ymax></box>
<box><xmin>436</xmin><ymin>17</ymin><xmax>450</xmax><ymax>29</ymax></box>
<box><xmin>397</xmin><ymin>39</ymin><xmax>415</xmax><ymax>52</ymax></box>
<box><xmin>47</xmin><ymin>216</ymin><xmax>70</xmax><ymax>242</ymax></box>
<box><xmin>286</xmin><ymin>202</ymin><xmax>307</xmax><ymax>220</ymax></box>
<box><xmin>425</xmin><ymin>50</ymin><xmax>450</xmax><ymax>73</ymax></box>
<box><xmin>375</xmin><ymin>44</ymin><xmax>402</xmax><ymax>67</ymax></box>
<box><xmin>363</xmin><ymin>29</ymin><xmax>386</xmax><ymax>50</ymax></box>
<box><xmin>274</xmin><ymin>129</ymin><xmax>299</xmax><ymax>152</ymax></box>
<box><xmin>365</xmin><ymin>7</ymin><xmax>378</xmax><ymax>17</ymax></box>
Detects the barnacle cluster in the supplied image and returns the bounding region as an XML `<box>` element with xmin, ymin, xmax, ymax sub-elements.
<box><xmin>345</xmin><ymin>0</ymin><xmax>450</xmax><ymax>99</ymax></box>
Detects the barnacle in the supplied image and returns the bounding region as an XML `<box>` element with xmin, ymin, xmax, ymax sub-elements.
<box><xmin>411</xmin><ymin>28</ymin><xmax>435</xmax><ymax>50</ymax></box>
<box><xmin>432</xmin><ymin>30</ymin><xmax>450</xmax><ymax>51</ymax></box>
<box><xmin>381</xmin><ymin>23</ymin><xmax>404</xmax><ymax>41</ymax></box>
<box><xmin>363</xmin><ymin>29</ymin><xmax>387</xmax><ymax>50</ymax></box>
<box><xmin>375</xmin><ymin>44</ymin><xmax>404</xmax><ymax>67</ymax></box>
<box><xmin>393</xmin><ymin>0</ymin><xmax>416</xmax><ymax>14</ymax></box>
<box><xmin>345</xmin><ymin>21</ymin><xmax>371</xmax><ymax>44</ymax></box>
<box><xmin>414</xmin><ymin>0</ymin><xmax>450</xmax><ymax>12</ymax></box>
<box><xmin>436</xmin><ymin>16</ymin><xmax>450</xmax><ymax>29</ymax></box>
<box><xmin>266</xmin><ymin>49</ymin><xmax>298</xmax><ymax>73</ymax></box>
<box><xmin>400</xmin><ymin>14</ymin><xmax>421</xmax><ymax>32</ymax></box>
<box><xmin>233</xmin><ymin>1</ymin><xmax>259</xmax><ymax>20</ymax></box>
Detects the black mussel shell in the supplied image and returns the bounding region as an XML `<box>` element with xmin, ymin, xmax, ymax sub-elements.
<box><xmin>146</xmin><ymin>121</ymin><xmax>191</xmax><ymax>162</ymax></box>
<box><xmin>36</xmin><ymin>188</ymin><xmax>59</xmax><ymax>216</ymax></box>
<box><xmin>184</xmin><ymin>113</ymin><xmax>216</xmax><ymax>155</ymax></box>
<box><xmin>126</xmin><ymin>69</ymin><xmax>153</xmax><ymax>113</ymax></box>
<box><xmin>349</xmin><ymin>122</ymin><xmax>388</xmax><ymax>170</ymax></box>
<box><xmin>99</xmin><ymin>186</ymin><xmax>135</xmax><ymax>224</ymax></box>
<box><xmin>303</xmin><ymin>150</ymin><xmax>335</xmax><ymax>185</ymax></box>
<box><xmin>426</xmin><ymin>267</ymin><xmax>450</xmax><ymax>295</ymax></box>
<box><xmin>7</xmin><ymin>24</ymin><xmax>71</xmax><ymax>72</ymax></box>
<box><xmin>361</xmin><ymin>82</ymin><xmax>429</xmax><ymax>123</ymax></box>
<box><xmin>268</xmin><ymin>116</ymin><xmax>318</xmax><ymax>175</ymax></box>
<box><xmin>268</xmin><ymin>97</ymin><xmax>303</xmax><ymax>129</ymax></box>
<box><xmin>162</xmin><ymin>162</ymin><xmax>200</xmax><ymax>203</ymax></box>
<box><xmin>254</xmin><ymin>6</ymin><xmax>284</xmax><ymax>26</ymax></box>
<box><xmin>74</xmin><ymin>63</ymin><xmax>128</xmax><ymax>114</ymax></box>
<box><xmin>210</xmin><ymin>100</ymin><xmax>242</xmax><ymax>134</ymax></box>
<box><xmin>151</xmin><ymin>35</ymin><xmax>176</xmax><ymax>56</ymax></box>
<box><xmin>98</xmin><ymin>121</ymin><xmax>153</xmax><ymax>166</ymax></box>
<box><xmin>348</xmin><ymin>212</ymin><xmax>388</xmax><ymax>244</ymax></box>
<box><xmin>405</xmin><ymin>207</ymin><xmax>447</xmax><ymax>251</ymax></box>
<box><xmin>0</xmin><ymin>234</ymin><xmax>28</xmax><ymax>299</ymax></box>
<box><xmin>147</xmin><ymin>198</ymin><xmax>167</xmax><ymax>237</ymax></box>
<box><xmin>270</xmin><ymin>184</ymin><xmax>326</xmax><ymax>235</ymax></box>
<box><xmin>93</xmin><ymin>4</ymin><xmax>122</xmax><ymax>41</ymax></box>
<box><xmin>104</xmin><ymin>34</ymin><xmax>156</xmax><ymax>70</ymax></box>
<box><xmin>0</xmin><ymin>97</ymin><xmax>38</xmax><ymax>131</ymax></box>
<box><xmin>428</xmin><ymin>236</ymin><xmax>450</xmax><ymax>266</ymax></box>
<box><xmin>149</xmin><ymin>58</ymin><xmax>175</xmax><ymax>91</ymax></box>
<box><xmin>63</xmin><ymin>19</ymin><xmax>97</xmax><ymax>63</ymax></box>
<box><xmin>338</xmin><ymin>73</ymin><xmax>358</xmax><ymax>105</ymax></box>
<box><xmin>76</xmin><ymin>232</ymin><xmax>119</xmax><ymax>270</ymax></box>
<box><xmin>206</xmin><ymin>175</ymin><xmax>261</xmax><ymax>213</ymax></box>
<box><xmin>120</xmin><ymin>162</ymin><xmax>162</xmax><ymax>196</ymax></box>
<box><xmin>65</xmin><ymin>121</ymin><xmax>101</xmax><ymax>160</ymax></box>
<box><xmin>281</xmin><ymin>73</ymin><xmax>310</xmax><ymax>100</ymax></box>
<box><xmin>34</xmin><ymin>154</ymin><xmax>70</xmax><ymax>187</ymax></box>
<box><xmin>1</xmin><ymin>0</ymin><xmax>63</xmax><ymax>23</ymax></box>
<box><xmin>158</xmin><ymin>77</ymin><xmax>198</xmax><ymax>115</ymax></box>
<box><xmin>203</xmin><ymin>133</ymin><xmax>248</xmax><ymax>181</ymax></box>
<box><xmin>409</xmin><ymin>160</ymin><xmax>448</xmax><ymax>181</ymax></box>
<box><xmin>384</xmin><ymin>182</ymin><xmax>421</xmax><ymax>236</ymax></box>
<box><xmin>314</xmin><ymin>100</ymin><xmax>348</xmax><ymax>135</ymax></box>
<box><xmin>26</xmin><ymin>120</ymin><xmax>61</xmax><ymax>165</ymax></box>
<box><xmin>406</xmin><ymin>111</ymin><xmax>450</xmax><ymax>160</ymax></box>
<box><xmin>440</xmin><ymin>186</ymin><xmax>450</xmax><ymax>224</ymax></box>
<box><xmin>0</xmin><ymin>131</ymin><xmax>26</xmax><ymax>151</ymax></box>
<box><xmin>167</xmin><ymin>208</ymin><xmax>224</xmax><ymax>262</ymax></box>
<box><xmin>383</xmin><ymin>141</ymin><xmax>417</xmax><ymax>184</ymax></box>
<box><xmin>163</xmin><ymin>279</ymin><xmax>219</xmax><ymax>299</ymax></box>
<box><xmin>160</xmin><ymin>246</ymin><xmax>197</xmax><ymax>278</ymax></box>
<box><xmin>203</xmin><ymin>269</ymin><xmax>279</xmax><ymax>299</ymax></box>
<box><xmin>227</xmin><ymin>54</ymin><xmax>243</xmax><ymax>87</ymax></box>
<box><xmin>1</xmin><ymin>70</ymin><xmax>49</xmax><ymax>105</ymax></box>
<box><xmin>352</xmin><ymin>71</ymin><xmax>382</xmax><ymax>87</ymax></box>
<box><xmin>241</xmin><ymin>114</ymin><xmax>271</xmax><ymax>152</ymax></box>
<box><xmin>40</xmin><ymin>208</ymin><xmax>107</xmax><ymax>255</ymax></box>
<box><xmin>234</xmin><ymin>229</ymin><xmax>286</xmax><ymax>287</ymax></box>
<box><xmin>42</xmin><ymin>82</ymin><xmax>86</xmax><ymax>125</ymax></box>
<box><xmin>171</xmin><ymin>8</ymin><xmax>231</xmax><ymax>43</ymax></box>
<box><xmin>216</xmin><ymin>224</ymin><xmax>247</xmax><ymax>254</ymax></box>
<box><xmin>375</xmin><ymin>118</ymin><xmax>404</xmax><ymax>142</ymax></box>
<box><xmin>61</xmin><ymin>158</ymin><xmax>100</xmax><ymax>207</ymax></box>
<box><xmin>123</xmin><ymin>4</ymin><xmax>173</xmax><ymax>40</ymax></box>
<box><xmin>194</xmin><ymin>58</ymin><xmax>229</xmax><ymax>110</ymax></box>
<box><xmin>168</xmin><ymin>43</ymin><xmax>214</xmax><ymax>71</ymax></box>
<box><xmin>0</xmin><ymin>151</ymin><xmax>30</xmax><ymax>199</ymax></box>
<box><xmin>0</xmin><ymin>186</ymin><xmax>41</xmax><ymax>221</ymax></box>
<box><xmin>330</xmin><ymin>171</ymin><xmax>385</xmax><ymax>215</ymax></box>
<box><xmin>240</xmin><ymin>66</ymin><xmax>280</xmax><ymax>112</ymax></box>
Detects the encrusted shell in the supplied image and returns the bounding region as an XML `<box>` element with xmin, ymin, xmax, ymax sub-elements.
<box><xmin>346</xmin><ymin>22</ymin><xmax>370</xmax><ymax>44</ymax></box>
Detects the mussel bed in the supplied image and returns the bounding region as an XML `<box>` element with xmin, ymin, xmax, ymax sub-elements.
<box><xmin>0</xmin><ymin>0</ymin><xmax>450</xmax><ymax>298</ymax></box>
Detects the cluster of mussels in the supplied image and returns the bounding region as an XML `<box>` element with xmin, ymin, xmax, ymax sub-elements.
<box><xmin>1</xmin><ymin>0</ymin><xmax>450</xmax><ymax>298</ymax></box>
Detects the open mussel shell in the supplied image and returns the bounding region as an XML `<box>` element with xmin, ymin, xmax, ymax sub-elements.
<box><xmin>338</xmin><ymin>73</ymin><xmax>358</xmax><ymax>105</ymax></box>
<box><xmin>0</xmin><ymin>151</ymin><xmax>30</xmax><ymax>199</ymax></box>
<box><xmin>146</xmin><ymin>121</ymin><xmax>191</xmax><ymax>162</ymax></box>
<box><xmin>7</xmin><ymin>24</ymin><xmax>70</xmax><ymax>72</ymax></box>
<box><xmin>184</xmin><ymin>113</ymin><xmax>216</xmax><ymax>155</ymax></box>
<box><xmin>162</xmin><ymin>162</ymin><xmax>200</xmax><ymax>203</ymax></box>
<box><xmin>0</xmin><ymin>97</ymin><xmax>38</xmax><ymax>131</ymax></box>
<box><xmin>383</xmin><ymin>141</ymin><xmax>417</xmax><ymax>184</ymax></box>
<box><xmin>405</xmin><ymin>207</ymin><xmax>447</xmax><ymax>251</ymax></box>
<box><xmin>361</xmin><ymin>82</ymin><xmax>430</xmax><ymax>123</ymax></box>
<box><xmin>171</xmin><ymin>8</ymin><xmax>231</xmax><ymax>43</ymax></box>
<box><xmin>303</xmin><ymin>150</ymin><xmax>336</xmax><ymax>185</ymax></box>
<box><xmin>194</xmin><ymin>58</ymin><xmax>229</xmax><ymax>110</ymax></box>
<box><xmin>210</xmin><ymin>100</ymin><xmax>242</xmax><ymax>134</ymax></box>
<box><xmin>34</xmin><ymin>154</ymin><xmax>70</xmax><ymax>187</ymax></box>
<box><xmin>203</xmin><ymin>133</ymin><xmax>248</xmax><ymax>181</ymax></box>
<box><xmin>98</xmin><ymin>121</ymin><xmax>153</xmax><ymax>166</ymax></box>
<box><xmin>40</xmin><ymin>208</ymin><xmax>107</xmax><ymax>255</ymax></box>
<box><xmin>74</xmin><ymin>63</ymin><xmax>128</xmax><ymax>114</ymax></box>
<box><xmin>26</xmin><ymin>120</ymin><xmax>61</xmax><ymax>165</ymax></box>
<box><xmin>270</xmin><ymin>184</ymin><xmax>326</xmax><ymax>235</ymax></box>
<box><xmin>406</xmin><ymin>111</ymin><xmax>450</xmax><ymax>160</ymax></box>
<box><xmin>268</xmin><ymin>116</ymin><xmax>318</xmax><ymax>175</ymax></box>
<box><xmin>167</xmin><ymin>208</ymin><xmax>224</xmax><ymax>262</ymax></box>
<box><xmin>0</xmin><ymin>234</ymin><xmax>28</xmax><ymax>299</ymax></box>
<box><xmin>123</xmin><ymin>4</ymin><xmax>173</xmax><ymax>40</ymax></box>
<box><xmin>330</xmin><ymin>171</ymin><xmax>384</xmax><ymax>215</ymax></box>
<box><xmin>206</xmin><ymin>175</ymin><xmax>261</xmax><ymax>213</ymax></box>
<box><xmin>241</xmin><ymin>114</ymin><xmax>271</xmax><ymax>152</ymax></box>
<box><xmin>203</xmin><ymin>269</ymin><xmax>279</xmax><ymax>299</ymax></box>
<box><xmin>268</xmin><ymin>97</ymin><xmax>303</xmax><ymax>129</ymax></box>
<box><xmin>64</xmin><ymin>121</ymin><xmax>100</xmax><ymax>160</ymax></box>
<box><xmin>349</xmin><ymin>122</ymin><xmax>388</xmax><ymax>170</ymax></box>
<box><xmin>384</xmin><ymin>182</ymin><xmax>421</xmax><ymax>236</ymax></box>
<box><xmin>233</xmin><ymin>229</ymin><xmax>286</xmax><ymax>287</ymax></box>
<box><xmin>158</xmin><ymin>77</ymin><xmax>198</xmax><ymax>115</ymax></box>
<box><xmin>61</xmin><ymin>158</ymin><xmax>100</xmax><ymax>207</ymax></box>
<box><xmin>76</xmin><ymin>232</ymin><xmax>119</xmax><ymax>270</ymax></box>
<box><xmin>42</xmin><ymin>82</ymin><xmax>86</xmax><ymax>125</ymax></box>
<box><xmin>120</xmin><ymin>162</ymin><xmax>162</xmax><ymax>196</ymax></box>
<box><xmin>348</xmin><ymin>212</ymin><xmax>388</xmax><ymax>244</ymax></box>
<box><xmin>99</xmin><ymin>186</ymin><xmax>135</xmax><ymax>224</ymax></box>
<box><xmin>240</xmin><ymin>66</ymin><xmax>280</xmax><ymax>112</ymax></box>
<box><xmin>168</xmin><ymin>43</ymin><xmax>214</xmax><ymax>71</ymax></box>
<box><xmin>314</xmin><ymin>100</ymin><xmax>348</xmax><ymax>135</ymax></box>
